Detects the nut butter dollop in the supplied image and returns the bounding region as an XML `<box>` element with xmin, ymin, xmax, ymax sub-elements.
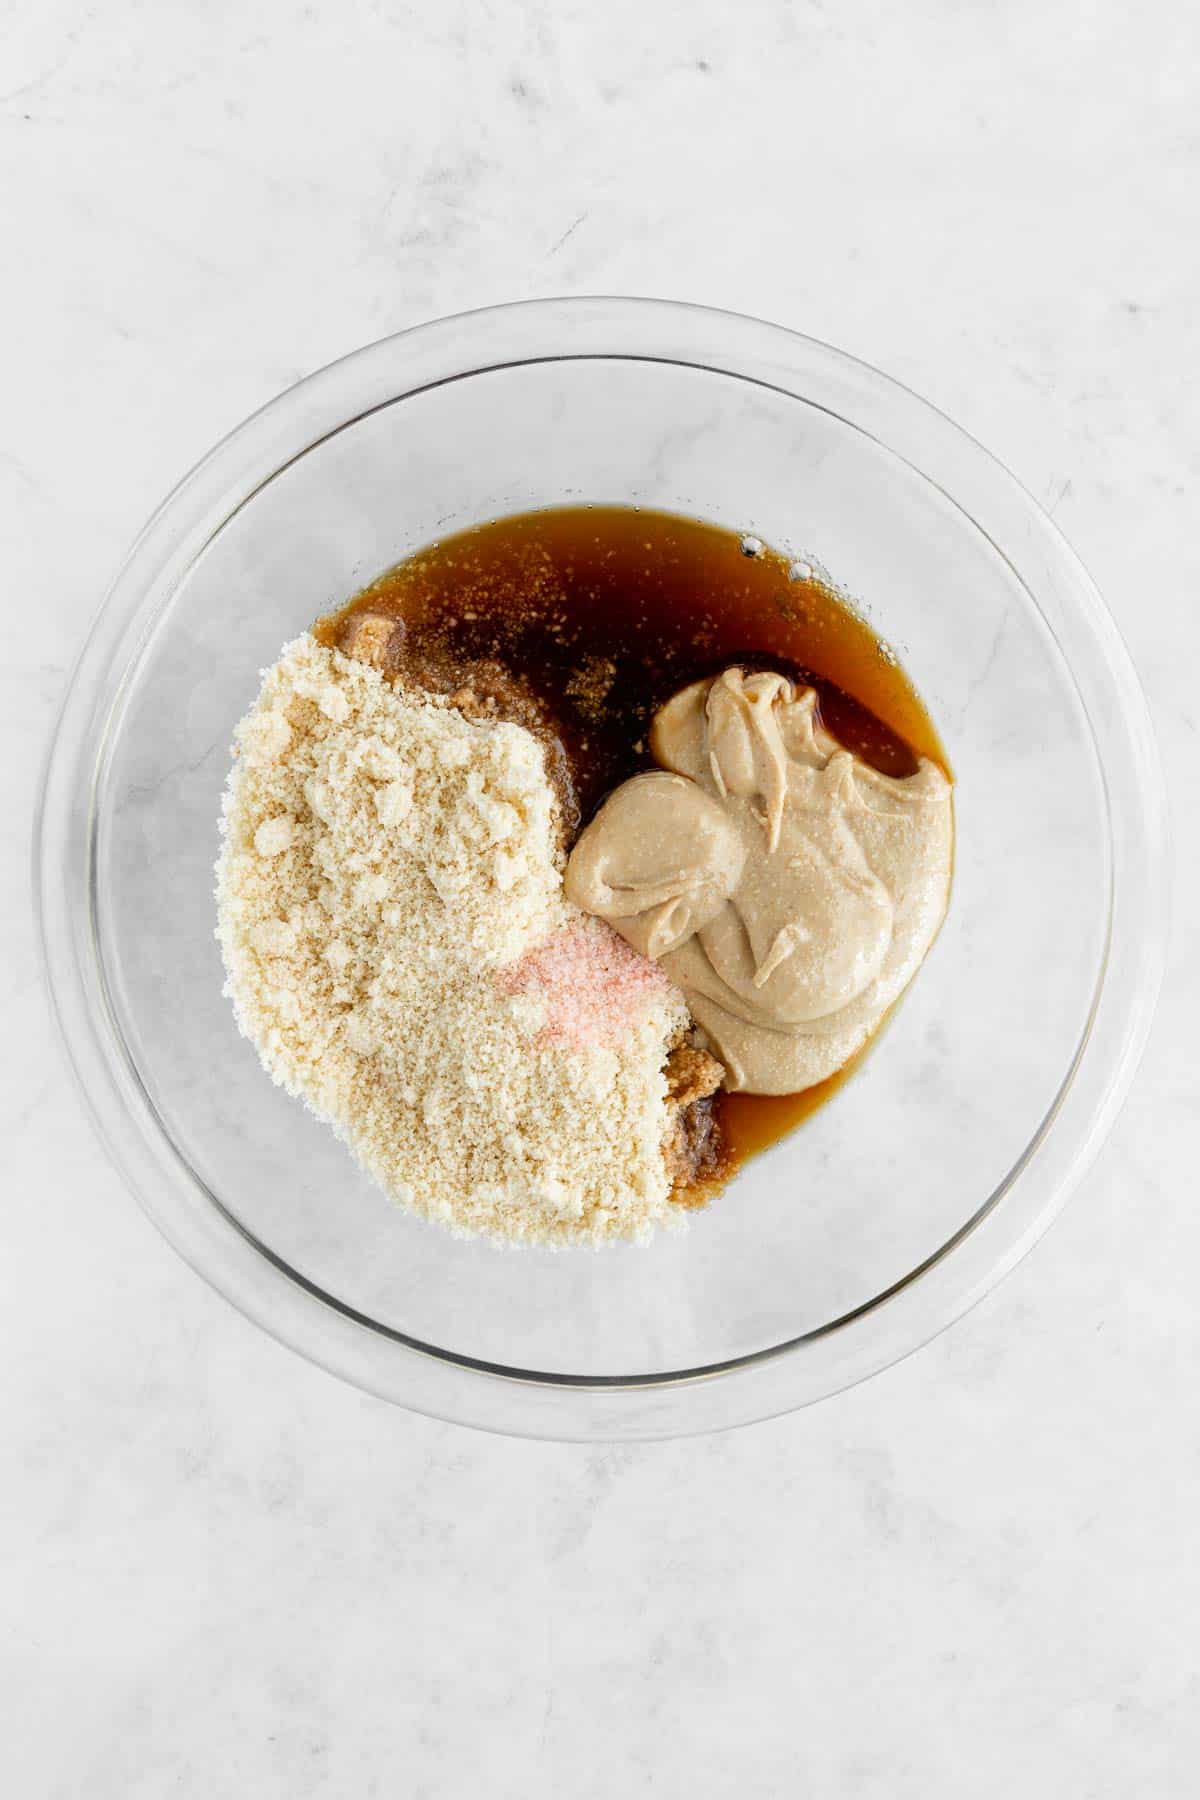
<box><xmin>564</xmin><ymin>668</ymin><xmax>953</xmax><ymax>1094</ymax></box>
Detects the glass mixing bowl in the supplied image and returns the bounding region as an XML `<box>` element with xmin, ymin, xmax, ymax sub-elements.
<box><xmin>36</xmin><ymin>298</ymin><xmax>1167</xmax><ymax>1439</ymax></box>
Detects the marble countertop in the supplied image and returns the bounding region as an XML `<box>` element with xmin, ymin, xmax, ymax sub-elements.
<box><xmin>4</xmin><ymin>2</ymin><xmax>1197</xmax><ymax>1792</ymax></box>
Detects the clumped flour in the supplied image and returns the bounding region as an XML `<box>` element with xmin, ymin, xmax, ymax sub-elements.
<box><xmin>216</xmin><ymin>636</ymin><xmax>688</xmax><ymax>1245</ymax></box>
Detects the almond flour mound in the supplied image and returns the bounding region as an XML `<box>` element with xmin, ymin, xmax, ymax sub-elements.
<box><xmin>215</xmin><ymin>635</ymin><xmax>689</xmax><ymax>1246</ymax></box>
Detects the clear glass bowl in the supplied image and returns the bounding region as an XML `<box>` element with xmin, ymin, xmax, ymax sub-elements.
<box><xmin>36</xmin><ymin>298</ymin><xmax>1167</xmax><ymax>1439</ymax></box>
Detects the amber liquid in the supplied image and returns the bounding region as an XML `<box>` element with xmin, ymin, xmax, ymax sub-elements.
<box><xmin>316</xmin><ymin>506</ymin><xmax>949</xmax><ymax>1187</ymax></box>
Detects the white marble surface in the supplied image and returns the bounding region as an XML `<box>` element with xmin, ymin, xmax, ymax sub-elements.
<box><xmin>3</xmin><ymin>1</ymin><xmax>1197</xmax><ymax>1791</ymax></box>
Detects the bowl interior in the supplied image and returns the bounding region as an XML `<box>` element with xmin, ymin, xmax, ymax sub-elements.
<box><xmin>95</xmin><ymin>356</ymin><xmax>1107</xmax><ymax>1379</ymax></box>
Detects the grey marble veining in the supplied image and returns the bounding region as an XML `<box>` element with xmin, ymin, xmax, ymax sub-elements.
<box><xmin>3</xmin><ymin>2</ymin><xmax>1197</xmax><ymax>1793</ymax></box>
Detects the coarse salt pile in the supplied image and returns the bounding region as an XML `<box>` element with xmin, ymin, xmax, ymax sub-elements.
<box><xmin>496</xmin><ymin>924</ymin><xmax>676</xmax><ymax>1051</ymax></box>
<box><xmin>215</xmin><ymin>635</ymin><xmax>688</xmax><ymax>1246</ymax></box>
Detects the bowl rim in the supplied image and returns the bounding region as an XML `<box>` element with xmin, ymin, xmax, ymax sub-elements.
<box><xmin>34</xmin><ymin>295</ymin><xmax>1170</xmax><ymax>1439</ymax></box>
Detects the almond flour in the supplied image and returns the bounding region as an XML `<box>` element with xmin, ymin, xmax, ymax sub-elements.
<box><xmin>215</xmin><ymin>636</ymin><xmax>689</xmax><ymax>1246</ymax></box>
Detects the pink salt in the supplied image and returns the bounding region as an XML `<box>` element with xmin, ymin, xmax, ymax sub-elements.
<box><xmin>497</xmin><ymin>921</ymin><xmax>674</xmax><ymax>1051</ymax></box>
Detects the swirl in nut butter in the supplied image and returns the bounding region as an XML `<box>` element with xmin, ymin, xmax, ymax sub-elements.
<box><xmin>565</xmin><ymin>668</ymin><xmax>954</xmax><ymax>1094</ymax></box>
